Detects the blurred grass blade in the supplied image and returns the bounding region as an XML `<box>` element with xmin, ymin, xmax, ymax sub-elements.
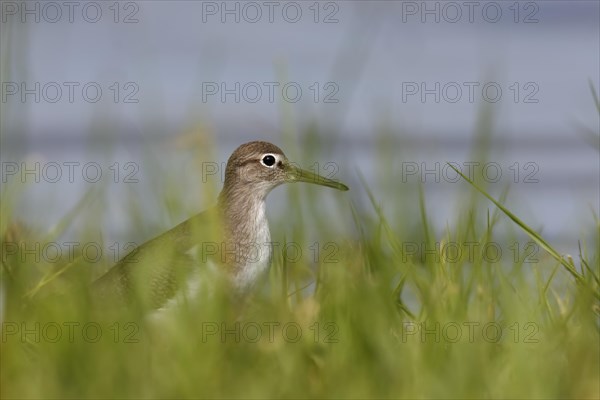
<box><xmin>448</xmin><ymin>163</ymin><xmax>599</xmax><ymax>300</ymax></box>
<box><xmin>356</xmin><ymin>169</ymin><xmax>402</xmax><ymax>257</ymax></box>
<box><xmin>579</xmin><ymin>241</ymin><xmax>600</xmax><ymax>287</ymax></box>
<box><xmin>578</xmin><ymin>80</ymin><xmax>600</xmax><ymax>151</ymax></box>
<box><xmin>418</xmin><ymin>183</ymin><xmax>432</xmax><ymax>247</ymax></box>
<box><xmin>589</xmin><ymin>79</ymin><xmax>600</xmax><ymax>114</ymax></box>
<box><xmin>25</xmin><ymin>188</ymin><xmax>101</xmax><ymax>299</ymax></box>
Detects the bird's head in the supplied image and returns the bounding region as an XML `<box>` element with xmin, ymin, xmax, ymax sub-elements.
<box><xmin>221</xmin><ymin>141</ymin><xmax>349</xmax><ymax>199</ymax></box>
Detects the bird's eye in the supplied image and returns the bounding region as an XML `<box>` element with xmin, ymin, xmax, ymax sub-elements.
<box><xmin>261</xmin><ymin>154</ymin><xmax>276</xmax><ymax>167</ymax></box>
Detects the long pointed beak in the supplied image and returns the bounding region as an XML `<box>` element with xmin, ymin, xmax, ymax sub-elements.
<box><xmin>284</xmin><ymin>162</ymin><xmax>349</xmax><ymax>191</ymax></box>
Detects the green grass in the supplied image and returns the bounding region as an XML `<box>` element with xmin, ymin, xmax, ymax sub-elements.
<box><xmin>1</xmin><ymin>120</ymin><xmax>599</xmax><ymax>399</ymax></box>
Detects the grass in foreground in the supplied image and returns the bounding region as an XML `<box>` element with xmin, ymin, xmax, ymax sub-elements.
<box><xmin>1</xmin><ymin>125</ymin><xmax>599</xmax><ymax>399</ymax></box>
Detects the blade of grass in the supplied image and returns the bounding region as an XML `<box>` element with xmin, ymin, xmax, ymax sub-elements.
<box><xmin>579</xmin><ymin>241</ymin><xmax>600</xmax><ymax>287</ymax></box>
<box><xmin>448</xmin><ymin>163</ymin><xmax>599</xmax><ymax>301</ymax></box>
<box><xmin>24</xmin><ymin>188</ymin><xmax>100</xmax><ymax>299</ymax></box>
<box><xmin>589</xmin><ymin>79</ymin><xmax>600</xmax><ymax>114</ymax></box>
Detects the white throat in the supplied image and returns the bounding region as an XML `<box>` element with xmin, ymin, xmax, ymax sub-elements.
<box><xmin>233</xmin><ymin>199</ymin><xmax>272</xmax><ymax>290</ymax></box>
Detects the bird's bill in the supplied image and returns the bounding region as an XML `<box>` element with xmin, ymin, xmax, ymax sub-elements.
<box><xmin>284</xmin><ymin>163</ymin><xmax>349</xmax><ymax>191</ymax></box>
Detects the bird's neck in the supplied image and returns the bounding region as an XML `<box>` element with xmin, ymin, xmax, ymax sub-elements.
<box><xmin>217</xmin><ymin>185</ymin><xmax>270</xmax><ymax>245</ymax></box>
<box><xmin>217</xmin><ymin>185</ymin><xmax>272</xmax><ymax>290</ymax></box>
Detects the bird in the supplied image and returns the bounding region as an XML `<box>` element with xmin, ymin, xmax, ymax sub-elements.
<box><xmin>92</xmin><ymin>141</ymin><xmax>349</xmax><ymax>310</ymax></box>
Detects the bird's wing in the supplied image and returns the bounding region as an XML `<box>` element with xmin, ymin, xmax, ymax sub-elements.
<box><xmin>92</xmin><ymin>209</ymin><xmax>223</xmax><ymax>310</ymax></box>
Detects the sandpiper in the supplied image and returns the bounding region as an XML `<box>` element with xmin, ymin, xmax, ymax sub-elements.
<box><xmin>93</xmin><ymin>141</ymin><xmax>348</xmax><ymax>309</ymax></box>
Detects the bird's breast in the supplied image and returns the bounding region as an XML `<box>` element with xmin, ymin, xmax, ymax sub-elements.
<box><xmin>232</xmin><ymin>218</ymin><xmax>271</xmax><ymax>291</ymax></box>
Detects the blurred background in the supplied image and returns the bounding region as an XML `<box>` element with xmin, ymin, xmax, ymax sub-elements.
<box><xmin>1</xmin><ymin>0</ymin><xmax>599</xmax><ymax>251</ymax></box>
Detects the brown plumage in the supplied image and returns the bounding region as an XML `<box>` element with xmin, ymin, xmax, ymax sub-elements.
<box><xmin>93</xmin><ymin>141</ymin><xmax>348</xmax><ymax>310</ymax></box>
